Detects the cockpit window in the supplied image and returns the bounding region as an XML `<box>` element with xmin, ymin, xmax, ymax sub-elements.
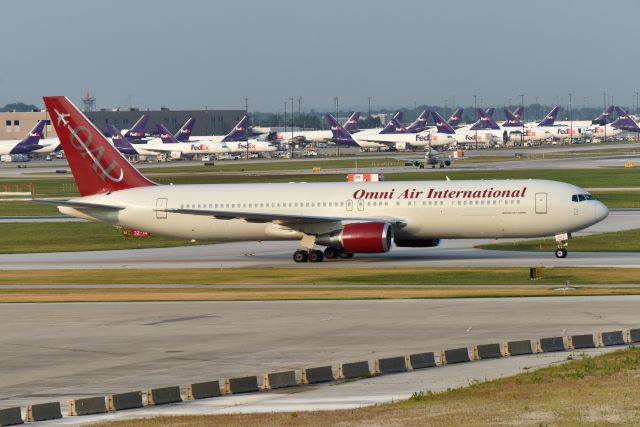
<box><xmin>572</xmin><ymin>194</ymin><xmax>595</xmax><ymax>202</ymax></box>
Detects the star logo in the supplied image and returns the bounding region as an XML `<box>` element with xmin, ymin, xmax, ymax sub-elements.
<box><xmin>55</xmin><ymin>109</ymin><xmax>70</xmax><ymax>126</ymax></box>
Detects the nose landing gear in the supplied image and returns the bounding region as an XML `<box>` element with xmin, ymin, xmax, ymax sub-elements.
<box><xmin>555</xmin><ymin>247</ymin><xmax>568</xmax><ymax>258</ymax></box>
<box><xmin>554</xmin><ymin>233</ymin><xmax>569</xmax><ymax>258</ymax></box>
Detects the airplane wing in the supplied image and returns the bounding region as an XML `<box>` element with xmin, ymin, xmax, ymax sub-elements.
<box><xmin>166</xmin><ymin>207</ymin><xmax>407</xmax><ymax>227</ymax></box>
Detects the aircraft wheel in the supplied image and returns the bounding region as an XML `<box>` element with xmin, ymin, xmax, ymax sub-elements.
<box><xmin>309</xmin><ymin>250</ymin><xmax>324</xmax><ymax>263</ymax></box>
<box><xmin>323</xmin><ymin>247</ymin><xmax>340</xmax><ymax>259</ymax></box>
<box><xmin>293</xmin><ymin>250</ymin><xmax>309</xmax><ymax>263</ymax></box>
<box><xmin>554</xmin><ymin>248</ymin><xmax>567</xmax><ymax>258</ymax></box>
<box><xmin>339</xmin><ymin>251</ymin><xmax>354</xmax><ymax>259</ymax></box>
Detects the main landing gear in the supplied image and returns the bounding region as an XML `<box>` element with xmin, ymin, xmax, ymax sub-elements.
<box><xmin>292</xmin><ymin>247</ymin><xmax>353</xmax><ymax>263</ymax></box>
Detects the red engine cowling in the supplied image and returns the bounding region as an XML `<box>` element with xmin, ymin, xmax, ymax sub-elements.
<box><xmin>341</xmin><ymin>222</ymin><xmax>393</xmax><ymax>253</ymax></box>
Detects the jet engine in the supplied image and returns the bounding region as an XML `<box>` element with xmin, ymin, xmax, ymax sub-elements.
<box><xmin>316</xmin><ymin>222</ymin><xmax>393</xmax><ymax>253</ymax></box>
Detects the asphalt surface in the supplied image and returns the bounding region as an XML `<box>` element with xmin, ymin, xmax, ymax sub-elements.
<box><xmin>1</xmin><ymin>296</ymin><xmax>638</xmax><ymax>417</ymax></box>
<box><xmin>0</xmin><ymin>209</ymin><xmax>636</xmax><ymax>270</ymax></box>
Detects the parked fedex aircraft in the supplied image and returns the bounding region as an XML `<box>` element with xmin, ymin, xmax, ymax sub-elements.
<box><xmin>152</xmin><ymin>124</ymin><xmax>234</xmax><ymax>157</ymax></box>
<box><xmin>447</xmin><ymin>108</ymin><xmax>465</xmax><ymax>128</ymax></box>
<box><xmin>107</xmin><ymin>125</ymin><xmax>162</xmax><ymax>157</ymax></box>
<box><xmin>164</xmin><ymin>115</ymin><xmax>250</xmax><ymax>144</ymax></box>
<box><xmin>327</xmin><ymin>114</ymin><xmax>456</xmax><ymax>150</ymax></box>
<box><xmin>468</xmin><ymin>109</ymin><xmax>552</xmax><ymax>143</ymax></box>
<box><xmin>173</xmin><ymin>118</ymin><xmax>196</xmax><ymax>142</ymax></box>
<box><xmin>0</xmin><ymin>120</ymin><xmax>50</xmax><ymax>155</ymax></box>
<box><xmin>157</xmin><ymin>124</ymin><xmax>276</xmax><ymax>154</ymax></box>
<box><xmin>275</xmin><ymin>112</ymin><xmax>361</xmax><ymax>143</ymax></box>
<box><xmin>38</xmin><ymin>96</ymin><xmax>608</xmax><ymax>262</ymax></box>
<box><xmin>430</xmin><ymin>111</ymin><xmax>500</xmax><ymax>145</ymax></box>
<box><xmin>120</xmin><ymin>114</ymin><xmax>150</xmax><ymax>140</ymax></box>
<box><xmin>506</xmin><ymin>107</ymin><xmax>592</xmax><ymax>141</ymax></box>
<box><xmin>588</xmin><ymin>106</ymin><xmax>624</xmax><ymax>140</ymax></box>
<box><xmin>609</xmin><ymin>106</ymin><xmax>640</xmax><ymax>133</ymax></box>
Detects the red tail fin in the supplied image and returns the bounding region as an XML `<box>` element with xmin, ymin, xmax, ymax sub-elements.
<box><xmin>43</xmin><ymin>96</ymin><xmax>156</xmax><ymax>196</ymax></box>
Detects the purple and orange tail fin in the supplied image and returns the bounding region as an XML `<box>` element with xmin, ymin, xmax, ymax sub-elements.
<box><xmin>430</xmin><ymin>111</ymin><xmax>456</xmax><ymax>134</ymax></box>
<box><xmin>611</xmin><ymin>106</ymin><xmax>640</xmax><ymax>131</ymax></box>
<box><xmin>221</xmin><ymin>115</ymin><xmax>249</xmax><ymax>142</ymax></box>
<box><xmin>156</xmin><ymin>124</ymin><xmax>181</xmax><ymax>144</ymax></box>
<box><xmin>447</xmin><ymin>108</ymin><xmax>464</xmax><ymax>127</ymax></box>
<box><xmin>175</xmin><ymin>118</ymin><xmax>196</xmax><ymax>142</ymax></box>
<box><xmin>124</xmin><ymin>114</ymin><xmax>148</xmax><ymax>139</ymax></box>
<box><xmin>593</xmin><ymin>105</ymin><xmax>615</xmax><ymax>124</ymax></box>
<box><xmin>502</xmin><ymin>109</ymin><xmax>523</xmax><ymax>127</ymax></box>
<box><xmin>407</xmin><ymin>110</ymin><xmax>429</xmax><ymax>132</ymax></box>
<box><xmin>538</xmin><ymin>106</ymin><xmax>559</xmax><ymax>127</ymax></box>
<box><xmin>326</xmin><ymin>113</ymin><xmax>358</xmax><ymax>146</ymax></box>
<box><xmin>512</xmin><ymin>106</ymin><xmax>524</xmax><ymax>120</ymax></box>
<box><xmin>43</xmin><ymin>96</ymin><xmax>155</xmax><ymax>196</ymax></box>
<box><xmin>343</xmin><ymin>112</ymin><xmax>361</xmax><ymax>131</ymax></box>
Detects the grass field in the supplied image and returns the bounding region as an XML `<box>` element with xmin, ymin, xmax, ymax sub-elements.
<box><xmin>2</xmin><ymin>286</ymin><xmax>640</xmax><ymax>303</ymax></box>
<box><xmin>476</xmin><ymin>229</ymin><xmax>640</xmax><ymax>252</ymax></box>
<box><xmin>0</xmin><ymin>222</ymin><xmax>211</xmax><ymax>253</ymax></box>
<box><xmin>2</xmin><ymin>267</ymin><xmax>640</xmax><ymax>303</ymax></box>
<box><xmin>0</xmin><ymin>167</ymin><xmax>638</xmax><ymax>216</ymax></box>
<box><xmin>93</xmin><ymin>348</ymin><xmax>640</xmax><ymax>427</ymax></box>
<box><xmin>142</xmin><ymin>157</ymin><xmax>407</xmax><ymax>173</ymax></box>
<box><xmin>591</xmin><ymin>191</ymin><xmax>640</xmax><ymax>208</ymax></box>
<box><xmin>1</xmin><ymin>167</ymin><xmax>638</xmax><ymax>197</ymax></box>
<box><xmin>2</xmin><ymin>267</ymin><xmax>640</xmax><ymax>286</ymax></box>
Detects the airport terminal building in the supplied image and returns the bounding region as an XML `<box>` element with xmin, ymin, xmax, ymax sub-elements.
<box><xmin>0</xmin><ymin>108</ymin><xmax>245</xmax><ymax>140</ymax></box>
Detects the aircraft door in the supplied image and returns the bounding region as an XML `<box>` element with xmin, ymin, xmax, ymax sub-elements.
<box><xmin>535</xmin><ymin>193</ymin><xmax>547</xmax><ymax>214</ymax></box>
<box><xmin>346</xmin><ymin>200</ymin><xmax>353</xmax><ymax>211</ymax></box>
<box><xmin>156</xmin><ymin>198</ymin><xmax>168</xmax><ymax>219</ymax></box>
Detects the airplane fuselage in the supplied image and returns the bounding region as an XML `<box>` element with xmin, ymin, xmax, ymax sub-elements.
<box><xmin>62</xmin><ymin>179</ymin><xmax>607</xmax><ymax>244</ymax></box>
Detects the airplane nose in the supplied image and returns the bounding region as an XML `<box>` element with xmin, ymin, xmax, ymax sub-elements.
<box><xmin>594</xmin><ymin>201</ymin><xmax>609</xmax><ymax>222</ymax></box>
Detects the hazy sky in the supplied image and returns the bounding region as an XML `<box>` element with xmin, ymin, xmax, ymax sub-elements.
<box><xmin>2</xmin><ymin>0</ymin><xmax>639</xmax><ymax>112</ymax></box>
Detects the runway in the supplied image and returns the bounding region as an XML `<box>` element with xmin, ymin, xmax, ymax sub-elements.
<box><xmin>1</xmin><ymin>296</ymin><xmax>638</xmax><ymax>412</ymax></box>
<box><xmin>0</xmin><ymin>209</ymin><xmax>637</xmax><ymax>270</ymax></box>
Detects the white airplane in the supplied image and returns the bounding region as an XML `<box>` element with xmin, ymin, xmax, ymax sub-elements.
<box><xmin>275</xmin><ymin>112</ymin><xmax>361</xmax><ymax>143</ymax></box>
<box><xmin>516</xmin><ymin>107</ymin><xmax>592</xmax><ymax>141</ymax></box>
<box><xmin>430</xmin><ymin>112</ymin><xmax>501</xmax><ymax>145</ymax></box>
<box><xmin>327</xmin><ymin>114</ymin><xmax>456</xmax><ymax>150</ymax></box>
<box><xmin>38</xmin><ymin>96</ymin><xmax>608</xmax><ymax>263</ymax></box>
<box><xmin>0</xmin><ymin>120</ymin><xmax>52</xmax><ymax>155</ymax></box>
<box><xmin>170</xmin><ymin>115</ymin><xmax>250</xmax><ymax>144</ymax></box>
<box><xmin>134</xmin><ymin>126</ymin><xmax>232</xmax><ymax>158</ymax></box>
<box><xmin>223</xmin><ymin>139</ymin><xmax>278</xmax><ymax>154</ymax></box>
<box><xmin>461</xmin><ymin>109</ymin><xmax>553</xmax><ymax>144</ymax></box>
<box><xmin>588</xmin><ymin>106</ymin><xmax>624</xmax><ymax>140</ymax></box>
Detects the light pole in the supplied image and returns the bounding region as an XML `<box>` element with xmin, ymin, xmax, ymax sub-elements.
<box><xmin>636</xmin><ymin>92</ymin><xmax>640</xmax><ymax>142</ymax></box>
<box><xmin>603</xmin><ymin>92</ymin><xmax>607</xmax><ymax>143</ymax></box>
<box><xmin>334</xmin><ymin>97</ymin><xmax>339</xmax><ymax>156</ymax></box>
<box><xmin>568</xmin><ymin>93</ymin><xmax>573</xmax><ymax>145</ymax></box>
<box><xmin>244</xmin><ymin>97</ymin><xmax>249</xmax><ymax>160</ymax></box>
<box><xmin>473</xmin><ymin>94</ymin><xmax>477</xmax><ymax>149</ymax></box>
<box><xmin>519</xmin><ymin>94</ymin><xmax>524</xmax><ymax>147</ymax></box>
<box><xmin>290</xmin><ymin>96</ymin><xmax>294</xmax><ymax>146</ymax></box>
<box><xmin>367</xmin><ymin>96</ymin><xmax>372</xmax><ymax>117</ymax></box>
<box><xmin>444</xmin><ymin>99</ymin><xmax>448</xmax><ymax>120</ymax></box>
